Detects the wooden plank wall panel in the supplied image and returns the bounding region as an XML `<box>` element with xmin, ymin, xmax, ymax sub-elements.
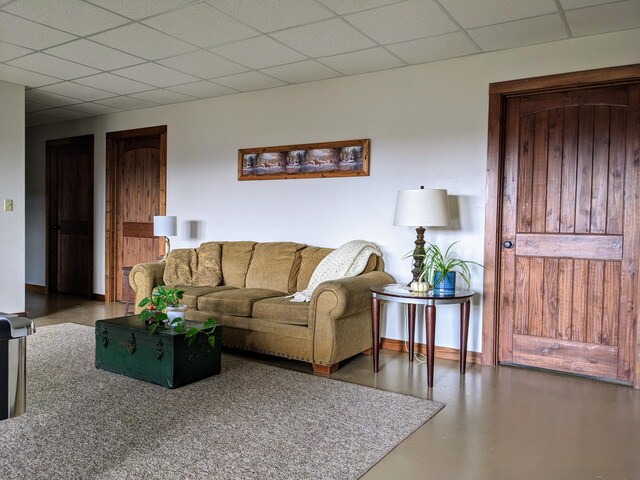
<box><xmin>586</xmin><ymin>261</ymin><xmax>605</xmax><ymax>344</ymax></box>
<box><xmin>557</xmin><ymin>258</ymin><xmax>574</xmax><ymax>340</ymax></box>
<box><xmin>546</xmin><ymin>109</ymin><xmax>563</xmax><ymax>233</ymax></box>
<box><xmin>515</xmin><ymin>233</ymin><xmax>622</xmax><ymax>260</ymax></box>
<box><xmin>602</xmin><ymin>262</ymin><xmax>620</xmax><ymax>346</ymax></box>
<box><xmin>531</xmin><ymin>111</ymin><xmax>549</xmax><ymax>233</ymax></box>
<box><xmin>591</xmin><ymin>106</ymin><xmax>610</xmax><ymax>234</ymax></box>
<box><xmin>571</xmin><ymin>260</ymin><xmax>588</xmax><ymax>342</ymax></box>
<box><xmin>543</xmin><ymin>258</ymin><xmax>559</xmax><ymax>338</ymax></box>
<box><xmin>607</xmin><ymin>107</ymin><xmax>625</xmax><ymax>235</ymax></box>
<box><xmin>517</xmin><ymin>115</ymin><xmax>534</xmax><ymax>233</ymax></box>
<box><xmin>514</xmin><ymin>256</ymin><xmax>530</xmax><ymax>335</ymax></box>
<box><xmin>560</xmin><ymin>107</ymin><xmax>579</xmax><ymax>233</ymax></box>
<box><xmin>575</xmin><ymin>106</ymin><xmax>594</xmax><ymax>233</ymax></box>
<box><xmin>527</xmin><ymin>257</ymin><xmax>545</xmax><ymax>337</ymax></box>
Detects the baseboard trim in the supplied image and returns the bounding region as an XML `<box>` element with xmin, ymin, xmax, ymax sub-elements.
<box><xmin>26</xmin><ymin>284</ymin><xmax>46</xmax><ymax>294</ymax></box>
<box><xmin>380</xmin><ymin>337</ymin><xmax>481</xmax><ymax>365</ymax></box>
<box><xmin>92</xmin><ymin>294</ymin><xmax>105</xmax><ymax>302</ymax></box>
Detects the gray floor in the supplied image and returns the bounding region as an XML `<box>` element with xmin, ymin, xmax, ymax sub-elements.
<box><xmin>28</xmin><ymin>292</ymin><xmax>640</xmax><ymax>480</ymax></box>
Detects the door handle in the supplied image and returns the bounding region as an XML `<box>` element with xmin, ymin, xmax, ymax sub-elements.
<box><xmin>503</xmin><ymin>240</ymin><xmax>513</xmax><ymax>249</ymax></box>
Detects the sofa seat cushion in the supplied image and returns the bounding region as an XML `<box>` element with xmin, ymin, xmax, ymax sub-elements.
<box><xmin>197</xmin><ymin>288</ymin><xmax>283</xmax><ymax>317</ymax></box>
<box><xmin>252</xmin><ymin>297</ymin><xmax>309</xmax><ymax>326</ymax></box>
<box><xmin>156</xmin><ymin>285</ymin><xmax>236</xmax><ymax>309</ymax></box>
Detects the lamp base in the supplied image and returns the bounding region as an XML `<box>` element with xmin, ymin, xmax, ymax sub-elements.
<box><xmin>411</xmin><ymin>226</ymin><xmax>426</xmax><ymax>284</ymax></box>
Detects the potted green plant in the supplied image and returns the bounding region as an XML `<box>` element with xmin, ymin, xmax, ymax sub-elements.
<box><xmin>411</xmin><ymin>241</ymin><xmax>482</xmax><ymax>295</ymax></box>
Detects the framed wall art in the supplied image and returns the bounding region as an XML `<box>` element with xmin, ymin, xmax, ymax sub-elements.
<box><xmin>238</xmin><ymin>139</ymin><xmax>369</xmax><ymax>181</ymax></box>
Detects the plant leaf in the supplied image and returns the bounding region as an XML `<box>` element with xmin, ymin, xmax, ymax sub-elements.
<box><xmin>207</xmin><ymin>336</ymin><xmax>216</xmax><ymax>349</ymax></box>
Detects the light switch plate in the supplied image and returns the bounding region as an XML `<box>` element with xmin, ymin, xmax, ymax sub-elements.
<box><xmin>4</xmin><ymin>199</ymin><xmax>13</xmax><ymax>211</ymax></box>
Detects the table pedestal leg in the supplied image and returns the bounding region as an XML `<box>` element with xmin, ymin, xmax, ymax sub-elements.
<box><xmin>408</xmin><ymin>303</ymin><xmax>416</xmax><ymax>362</ymax></box>
<box><xmin>372</xmin><ymin>297</ymin><xmax>380</xmax><ymax>372</ymax></box>
<box><xmin>425</xmin><ymin>304</ymin><xmax>436</xmax><ymax>388</ymax></box>
<box><xmin>460</xmin><ymin>300</ymin><xmax>470</xmax><ymax>375</ymax></box>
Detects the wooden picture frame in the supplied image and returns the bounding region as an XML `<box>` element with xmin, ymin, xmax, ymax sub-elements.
<box><xmin>238</xmin><ymin>139</ymin><xmax>370</xmax><ymax>181</ymax></box>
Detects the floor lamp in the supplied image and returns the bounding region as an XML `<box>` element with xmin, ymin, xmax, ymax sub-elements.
<box><xmin>393</xmin><ymin>187</ymin><xmax>450</xmax><ymax>283</ymax></box>
<box><xmin>154</xmin><ymin>215</ymin><xmax>177</xmax><ymax>258</ymax></box>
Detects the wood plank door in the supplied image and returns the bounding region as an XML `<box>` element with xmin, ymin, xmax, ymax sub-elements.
<box><xmin>46</xmin><ymin>135</ymin><xmax>93</xmax><ymax>297</ymax></box>
<box><xmin>106</xmin><ymin>126</ymin><xmax>167</xmax><ymax>303</ymax></box>
<box><xmin>498</xmin><ymin>84</ymin><xmax>640</xmax><ymax>384</ymax></box>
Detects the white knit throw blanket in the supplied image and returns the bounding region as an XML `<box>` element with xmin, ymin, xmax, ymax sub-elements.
<box><xmin>289</xmin><ymin>240</ymin><xmax>382</xmax><ymax>303</ymax></box>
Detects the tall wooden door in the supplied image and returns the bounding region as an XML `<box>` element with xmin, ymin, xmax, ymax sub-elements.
<box><xmin>498</xmin><ymin>84</ymin><xmax>639</xmax><ymax>384</ymax></box>
<box><xmin>106</xmin><ymin>126</ymin><xmax>167</xmax><ymax>303</ymax></box>
<box><xmin>46</xmin><ymin>135</ymin><xmax>93</xmax><ymax>297</ymax></box>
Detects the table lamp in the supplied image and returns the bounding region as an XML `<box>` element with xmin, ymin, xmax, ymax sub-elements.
<box><xmin>393</xmin><ymin>187</ymin><xmax>450</xmax><ymax>283</ymax></box>
<box><xmin>153</xmin><ymin>215</ymin><xmax>177</xmax><ymax>257</ymax></box>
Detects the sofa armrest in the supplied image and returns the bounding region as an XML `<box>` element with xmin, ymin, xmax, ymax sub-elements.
<box><xmin>129</xmin><ymin>262</ymin><xmax>166</xmax><ymax>314</ymax></box>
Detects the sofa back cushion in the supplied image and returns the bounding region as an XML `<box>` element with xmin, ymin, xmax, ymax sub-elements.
<box><xmin>245</xmin><ymin>242</ymin><xmax>305</xmax><ymax>294</ymax></box>
<box><xmin>163</xmin><ymin>243</ymin><xmax>223</xmax><ymax>287</ymax></box>
<box><xmin>216</xmin><ymin>241</ymin><xmax>257</xmax><ymax>287</ymax></box>
<box><xmin>163</xmin><ymin>248</ymin><xmax>196</xmax><ymax>286</ymax></box>
<box><xmin>295</xmin><ymin>246</ymin><xmax>333</xmax><ymax>292</ymax></box>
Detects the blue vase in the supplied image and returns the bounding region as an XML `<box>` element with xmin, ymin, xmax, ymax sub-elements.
<box><xmin>433</xmin><ymin>271</ymin><xmax>456</xmax><ymax>296</ymax></box>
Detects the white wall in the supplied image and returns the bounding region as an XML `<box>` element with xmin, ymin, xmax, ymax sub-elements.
<box><xmin>0</xmin><ymin>80</ymin><xmax>25</xmax><ymax>313</ymax></box>
<box><xmin>25</xmin><ymin>29</ymin><xmax>640</xmax><ymax>352</ymax></box>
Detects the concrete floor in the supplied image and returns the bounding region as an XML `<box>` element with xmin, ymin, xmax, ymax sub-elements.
<box><xmin>28</xmin><ymin>292</ymin><xmax>640</xmax><ymax>480</ymax></box>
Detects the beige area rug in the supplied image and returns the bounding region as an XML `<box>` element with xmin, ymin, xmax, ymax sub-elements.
<box><xmin>0</xmin><ymin>323</ymin><xmax>444</xmax><ymax>479</ymax></box>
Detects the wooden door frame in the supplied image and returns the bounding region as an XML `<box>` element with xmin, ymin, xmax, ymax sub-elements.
<box><xmin>45</xmin><ymin>134</ymin><xmax>94</xmax><ymax>296</ymax></box>
<box><xmin>105</xmin><ymin>125</ymin><xmax>167</xmax><ymax>303</ymax></box>
<box><xmin>481</xmin><ymin>63</ymin><xmax>640</xmax><ymax>387</ymax></box>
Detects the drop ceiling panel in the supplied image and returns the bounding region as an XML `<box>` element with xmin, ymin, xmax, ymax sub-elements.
<box><xmin>386</xmin><ymin>31</ymin><xmax>479</xmax><ymax>64</ymax></box>
<box><xmin>345</xmin><ymin>0</ymin><xmax>458</xmax><ymax>44</ymax></box>
<box><xmin>26</xmin><ymin>111</ymin><xmax>63</xmax><ymax>126</ymax></box>
<box><xmin>25</xmin><ymin>89</ymin><xmax>83</xmax><ymax>107</ymax></box>
<box><xmin>113</xmin><ymin>63</ymin><xmax>199</xmax><ymax>87</ymax></box>
<box><xmin>142</xmin><ymin>3</ymin><xmax>257</xmax><ymax>48</ymax></box>
<box><xmin>130</xmin><ymin>89</ymin><xmax>197</xmax><ymax>104</ymax></box>
<box><xmin>271</xmin><ymin>18</ymin><xmax>376</xmax><ymax>57</ymax></box>
<box><xmin>211</xmin><ymin>36</ymin><xmax>307</xmax><ymax>70</ymax></box>
<box><xmin>66</xmin><ymin>102</ymin><xmax>123</xmax><ymax>115</ymax></box>
<box><xmin>45</xmin><ymin>40</ymin><xmax>145</xmax><ymax>71</ymax></box>
<box><xmin>0</xmin><ymin>41</ymin><xmax>31</xmax><ymax>62</ymax></box>
<box><xmin>262</xmin><ymin>60</ymin><xmax>340</xmax><ymax>83</ymax></box>
<box><xmin>560</xmin><ymin>0</ymin><xmax>619</xmax><ymax>9</ymax></box>
<box><xmin>207</xmin><ymin>0</ymin><xmax>335</xmax><ymax>32</ymax></box>
<box><xmin>41</xmin><ymin>107</ymin><xmax>92</xmax><ymax>121</ymax></box>
<box><xmin>168</xmin><ymin>80</ymin><xmax>238</xmax><ymax>98</ymax></box>
<box><xmin>0</xmin><ymin>64</ymin><xmax>60</xmax><ymax>88</ymax></box>
<box><xmin>86</xmin><ymin>0</ymin><xmax>201</xmax><ymax>20</ymax></box>
<box><xmin>8</xmin><ymin>53</ymin><xmax>100</xmax><ymax>80</ymax></box>
<box><xmin>74</xmin><ymin>73</ymin><xmax>153</xmax><ymax>94</ymax></box>
<box><xmin>439</xmin><ymin>0</ymin><xmax>558</xmax><ymax>29</ymax></box>
<box><xmin>566</xmin><ymin>0</ymin><xmax>640</xmax><ymax>36</ymax></box>
<box><xmin>89</xmin><ymin>23</ymin><xmax>196</xmax><ymax>60</ymax></box>
<box><xmin>3</xmin><ymin>0</ymin><xmax>129</xmax><ymax>36</ymax></box>
<box><xmin>25</xmin><ymin>101</ymin><xmax>51</xmax><ymax>112</ymax></box>
<box><xmin>96</xmin><ymin>96</ymin><xmax>159</xmax><ymax>110</ymax></box>
<box><xmin>40</xmin><ymin>82</ymin><xmax>115</xmax><ymax>101</ymax></box>
<box><xmin>212</xmin><ymin>71</ymin><xmax>286</xmax><ymax>91</ymax></box>
<box><xmin>0</xmin><ymin>11</ymin><xmax>77</xmax><ymax>50</ymax></box>
<box><xmin>318</xmin><ymin>0</ymin><xmax>402</xmax><ymax>15</ymax></box>
<box><xmin>158</xmin><ymin>50</ymin><xmax>248</xmax><ymax>79</ymax></box>
<box><xmin>320</xmin><ymin>47</ymin><xmax>404</xmax><ymax>75</ymax></box>
<box><xmin>470</xmin><ymin>14</ymin><xmax>568</xmax><ymax>51</ymax></box>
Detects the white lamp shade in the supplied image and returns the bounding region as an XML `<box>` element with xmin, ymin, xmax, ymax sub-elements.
<box><xmin>153</xmin><ymin>215</ymin><xmax>177</xmax><ymax>236</ymax></box>
<box><xmin>393</xmin><ymin>189</ymin><xmax>450</xmax><ymax>227</ymax></box>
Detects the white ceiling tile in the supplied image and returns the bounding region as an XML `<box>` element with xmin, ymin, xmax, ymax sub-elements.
<box><xmin>168</xmin><ymin>80</ymin><xmax>238</xmax><ymax>98</ymax></box>
<box><xmin>212</xmin><ymin>71</ymin><xmax>286</xmax><ymax>91</ymax></box>
<box><xmin>212</xmin><ymin>36</ymin><xmax>307</xmax><ymax>69</ymax></box>
<box><xmin>560</xmin><ymin>0</ymin><xmax>619</xmax><ymax>9</ymax></box>
<box><xmin>85</xmin><ymin>0</ymin><xmax>201</xmax><ymax>20</ymax></box>
<box><xmin>41</xmin><ymin>107</ymin><xmax>92</xmax><ymax>121</ymax></box>
<box><xmin>0</xmin><ymin>64</ymin><xmax>60</xmax><ymax>87</ymax></box>
<box><xmin>26</xmin><ymin>111</ymin><xmax>62</xmax><ymax>127</ymax></box>
<box><xmin>8</xmin><ymin>53</ymin><xmax>100</xmax><ymax>80</ymax></box>
<box><xmin>566</xmin><ymin>0</ymin><xmax>640</xmax><ymax>36</ymax></box>
<box><xmin>74</xmin><ymin>73</ymin><xmax>153</xmax><ymax>94</ymax></box>
<box><xmin>112</xmin><ymin>63</ymin><xmax>199</xmax><ymax>87</ymax></box>
<box><xmin>346</xmin><ymin>0</ymin><xmax>458</xmax><ymax>44</ymax></box>
<box><xmin>66</xmin><ymin>102</ymin><xmax>123</xmax><ymax>115</ymax></box>
<box><xmin>129</xmin><ymin>89</ymin><xmax>197</xmax><ymax>104</ymax></box>
<box><xmin>25</xmin><ymin>101</ymin><xmax>51</xmax><ymax>112</ymax></box>
<box><xmin>318</xmin><ymin>0</ymin><xmax>401</xmax><ymax>15</ymax></box>
<box><xmin>439</xmin><ymin>0</ymin><xmax>559</xmax><ymax>29</ymax></box>
<box><xmin>142</xmin><ymin>3</ymin><xmax>257</xmax><ymax>48</ymax></box>
<box><xmin>320</xmin><ymin>47</ymin><xmax>405</xmax><ymax>74</ymax></box>
<box><xmin>0</xmin><ymin>40</ymin><xmax>31</xmax><ymax>62</ymax></box>
<box><xmin>158</xmin><ymin>50</ymin><xmax>248</xmax><ymax>78</ymax></box>
<box><xmin>89</xmin><ymin>23</ymin><xmax>195</xmax><ymax>60</ymax></box>
<box><xmin>206</xmin><ymin>0</ymin><xmax>334</xmax><ymax>32</ymax></box>
<box><xmin>25</xmin><ymin>89</ymin><xmax>82</xmax><ymax>107</ymax></box>
<box><xmin>3</xmin><ymin>0</ymin><xmax>129</xmax><ymax>36</ymax></box>
<box><xmin>271</xmin><ymin>18</ymin><xmax>376</xmax><ymax>57</ymax></box>
<box><xmin>40</xmin><ymin>82</ymin><xmax>115</xmax><ymax>101</ymax></box>
<box><xmin>0</xmin><ymin>11</ymin><xmax>77</xmax><ymax>49</ymax></box>
<box><xmin>470</xmin><ymin>14</ymin><xmax>568</xmax><ymax>51</ymax></box>
<box><xmin>261</xmin><ymin>60</ymin><xmax>340</xmax><ymax>83</ymax></box>
<box><xmin>96</xmin><ymin>96</ymin><xmax>159</xmax><ymax>110</ymax></box>
<box><xmin>386</xmin><ymin>31</ymin><xmax>479</xmax><ymax>64</ymax></box>
<box><xmin>45</xmin><ymin>40</ymin><xmax>144</xmax><ymax>71</ymax></box>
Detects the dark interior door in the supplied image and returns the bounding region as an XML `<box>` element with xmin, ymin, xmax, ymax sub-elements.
<box><xmin>46</xmin><ymin>135</ymin><xmax>94</xmax><ymax>297</ymax></box>
<box><xmin>498</xmin><ymin>85</ymin><xmax>640</xmax><ymax>383</ymax></box>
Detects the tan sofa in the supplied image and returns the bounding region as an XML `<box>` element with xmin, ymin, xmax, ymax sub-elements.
<box><xmin>130</xmin><ymin>241</ymin><xmax>394</xmax><ymax>374</ymax></box>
